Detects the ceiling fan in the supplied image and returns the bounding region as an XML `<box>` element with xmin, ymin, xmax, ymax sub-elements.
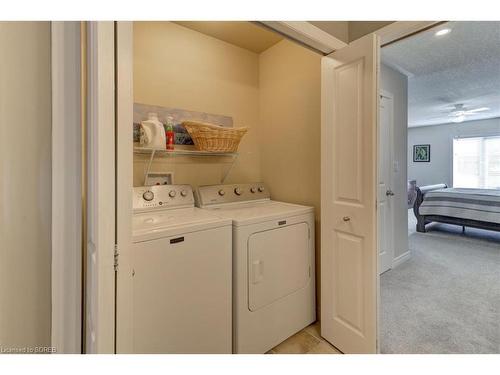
<box><xmin>448</xmin><ymin>104</ymin><xmax>490</xmax><ymax>123</ymax></box>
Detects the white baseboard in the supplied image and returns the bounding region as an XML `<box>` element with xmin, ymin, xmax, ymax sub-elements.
<box><xmin>392</xmin><ymin>250</ymin><xmax>411</xmax><ymax>268</ymax></box>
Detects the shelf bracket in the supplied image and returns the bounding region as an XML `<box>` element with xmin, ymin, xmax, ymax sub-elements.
<box><xmin>143</xmin><ymin>149</ymin><xmax>156</xmax><ymax>185</ymax></box>
<box><xmin>221</xmin><ymin>154</ymin><xmax>238</xmax><ymax>183</ymax></box>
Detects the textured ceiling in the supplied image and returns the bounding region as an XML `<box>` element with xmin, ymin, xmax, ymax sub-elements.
<box><xmin>174</xmin><ymin>22</ymin><xmax>282</xmax><ymax>53</ymax></box>
<box><xmin>382</xmin><ymin>21</ymin><xmax>500</xmax><ymax>127</ymax></box>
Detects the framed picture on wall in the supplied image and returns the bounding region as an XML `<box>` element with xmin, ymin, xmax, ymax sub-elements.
<box><xmin>413</xmin><ymin>144</ymin><xmax>431</xmax><ymax>162</ymax></box>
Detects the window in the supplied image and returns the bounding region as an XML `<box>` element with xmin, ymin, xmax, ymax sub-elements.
<box><xmin>453</xmin><ymin>136</ymin><xmax>500</xmax><ymax>189</ymax></box>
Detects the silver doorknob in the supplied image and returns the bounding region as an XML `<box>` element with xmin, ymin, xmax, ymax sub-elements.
<box><xmin>343</xmin><ymin>216</ymin><xmax>351</xmax><ymax>222</ymax></box>
<box><xmin>386</xmin><ymin>190</ymin><xmax>395</xmax><ymax>196</ymax></box>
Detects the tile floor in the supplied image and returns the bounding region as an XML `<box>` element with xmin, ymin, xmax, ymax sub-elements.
<box><xmin>266</xmin><ymin>322</ymin><xmax>341</xmax><ymax>354</ymax></box>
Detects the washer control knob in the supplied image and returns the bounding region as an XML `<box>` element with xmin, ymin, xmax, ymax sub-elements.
<box><xmin>234</xmin><ymin>187</ymin><xmax>242</xmax><ymax>196</ymax></box>
<box><xmin>169</xmin><ymin>190</ymin><xmax>177</xmax><ymax>198</ymax></box>
<box><xmin>258</xmin><ymin>186</ymin><xmax>265</xmax><ymax>192</ymax></box>
<box><xmin>218</xmin><ymin>189</ymin><xmax>225</xmax><ymax>196</ymax></box>
<box><xmin>250</xmin><ymin>187</ymin><xmax>257</xmax><ymax>193</ymax></box>
<box><xmin>143</xmin><ymin>190</ymin><xmax>154</xmax><ymax>201</ymax></box>
<box><xmin>180</xmin><ymin>189</ymin><xmax>188</xmax><ymax>197</ymax></box>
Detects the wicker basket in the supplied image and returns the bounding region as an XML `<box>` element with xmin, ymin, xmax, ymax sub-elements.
<box><xmin>182</xmin><ymin>121</ymin><xmax>248</xmax><ymax>152</ymax></box>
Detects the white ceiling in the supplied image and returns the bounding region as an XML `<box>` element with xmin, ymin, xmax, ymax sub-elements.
<box><xmin>382</xmin><ymin>21</ymin><xmax>500</xmax><ymax>127</ymax></box>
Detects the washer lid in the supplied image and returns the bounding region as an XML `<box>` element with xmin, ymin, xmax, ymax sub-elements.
<box><xmin>133</xmin><ymin>207</ymin><xmax>231</xmax><ymax>242</ymax></box>
<box><xmin>206</xmin><ymin>200</ymin><xmax>314</xmax><ymax>226</ymax></box>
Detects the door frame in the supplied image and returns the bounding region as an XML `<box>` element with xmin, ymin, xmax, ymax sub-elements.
<box><xmin>51</xmin><ymin>20</ymin><xmax>117</xmax><ymax>354</ymax></box>
<box><xmin>260</xmin><ymin>21</ymin><xmax>441</xmax><ymax>55</ymax></box>
<box><xmin>115</xmin><ymin>21</ymin><xmax>134</xmax><ymax>354</ymax></box>
<box><xmin>378</xmin><ymin>89</ymin><xmax>395</xmax><ymax>274</ymax></box>
<box><xmin>51</xmin><ymin>21</ymin><xmax>83</xmax><ymax>354</ymax></box>
<box><xmin>85</xmin><ymin>21</ymin><xmax>117</xmax><ymax>354</ymax></box>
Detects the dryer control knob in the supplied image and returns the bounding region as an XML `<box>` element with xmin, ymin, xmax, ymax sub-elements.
<box><xmin>169</xmin><ymin>190</ymin><xmax>177</xmax><ymax>198</ymax></box>
<box><xmin>258</xmin><ymin>186</ymin><xmax>265</xmax><ymax>192</ymax></box>
<box><xmin>234</xmin><ymin>187</ymin><xmax>242</xmax><ymax>196</ymax></box>
<box><xmin>218</xmin><ymin>189</ymin><xmax>225</xmax><ymax>196</ymax></box>
<box><xmin>250</xmin><ymin>187</ymin><xmax>257</xmax><ymax>193</ymax></box>
<box><xmin>180</xmin><ymin>189</ymin><xmax>188</xmax><ymax>197</ymax></box>
<box><xmin>143</xmin><ymin>190</ymin><xmax>154</xmax><ymax>201</ymax></box>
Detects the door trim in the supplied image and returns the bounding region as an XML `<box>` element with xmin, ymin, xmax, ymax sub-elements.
<box><xmin>115</xmin><ymin>21</ymin><xmax>134</xmax><ymax>354</ymax></box>
<box><xmin>85</xmin><ymin>21</ymin><xmax>116</xmax><ymax>354</ymax></box>
<box><xmin>258</xmin><ymin>21</ymin><xmax>441</xmax><ymax>55</ymax></box>
<box><xmin>375</xmin><ymin>21</ymin><xmax>442</xmax><ymax>46</ymax></box>
<box><xmin>258</xmin><ymin>21</ymin><xmax>347</xmax><ymax>54</ymax></box>
<box><xmin>51</xmin><ymin>21</ymin><xmax>83</xmax><ymax>354</ymax></box>
<box><xmin>378</xmin><ymin>89</ymin><xmax>395</xmax><ymax>274</ymax></box>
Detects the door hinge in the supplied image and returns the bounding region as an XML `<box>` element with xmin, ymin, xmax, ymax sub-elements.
<box><xmin>114</xmin><ymin>244</ymin><xmax>119</xmax><ymax>271</ymax></box>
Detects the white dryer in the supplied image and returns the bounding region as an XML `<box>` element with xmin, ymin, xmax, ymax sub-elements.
<box><xmin>195</xmin><ymin>183</ymin><xmax>316</xmax><ymax>354</ymax></box>
<box><xmin>132</xmin><ymin>184</ymin><xmax>232</xmax><ymax>353</ymax></box>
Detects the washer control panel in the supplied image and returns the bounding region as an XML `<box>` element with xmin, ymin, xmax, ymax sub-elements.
<box><xmin>195</xmin><ymin>183</ymin><xmax>270</xmax><ymax>207</ymax></box>
<box><xmin>133</xmin><ymin>184</ymin><xmax>194</xmax><ymax>212</ymax></box>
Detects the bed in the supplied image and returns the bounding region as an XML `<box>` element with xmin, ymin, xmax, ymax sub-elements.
<box><xmin>413</xmin><ymin>184</ymin><xmax>500</xmax><ymax>233</ymax></box>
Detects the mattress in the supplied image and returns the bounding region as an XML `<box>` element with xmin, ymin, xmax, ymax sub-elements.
<box><xmin>419</xmin><ymin>188</ymin><xmax>500</xmax><ymax>224</ymax></box>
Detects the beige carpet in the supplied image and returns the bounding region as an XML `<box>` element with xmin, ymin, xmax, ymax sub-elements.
<box><xmin>380</xmin><ymin>211</ymin><xmax>500</xmax><ymax>353</ymax></box>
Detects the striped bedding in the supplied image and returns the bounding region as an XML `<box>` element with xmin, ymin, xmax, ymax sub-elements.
<box><xmin>419</xmin><ymin>188</ymin><xmax>500</xmax><ymax>224</ymax></box>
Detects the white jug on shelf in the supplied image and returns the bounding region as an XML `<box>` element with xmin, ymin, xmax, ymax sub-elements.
<box><xmin>140</xmin><ymin>112</ymin><xmax>166</xmax><ymax>150</ymax></box>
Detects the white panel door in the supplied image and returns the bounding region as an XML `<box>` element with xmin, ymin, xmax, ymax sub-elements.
<box><xmin>321</xmin><ymin>33</ymin><xmax>379</xmax><ymax>354</ymax></box>
<box><xmin>378</xmin><ymin>93</ymin><xmax>394</xmax><ymax>274</ymax></box>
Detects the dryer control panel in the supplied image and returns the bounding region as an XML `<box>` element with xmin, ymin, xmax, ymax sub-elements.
<box><xmin>195</xmin><ymin>183</ymin><xmax>270</xmax><ymax>207</ymax></box>
<box><xmin>133</xmin><ymin>184</ymin><xmax>194</xmax><ymax>212</ymax></box>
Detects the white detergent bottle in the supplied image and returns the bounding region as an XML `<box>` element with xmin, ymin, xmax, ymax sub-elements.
<box><xmin>140</xmin><ymin>112</ymin><xmax>166</xmax><ymax>150</ymax></box>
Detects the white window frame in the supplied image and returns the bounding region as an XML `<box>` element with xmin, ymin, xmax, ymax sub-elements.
<box><xmin>452</xmin><ymin>134</ymin><xmax>500</xmax><ymax>189</ymax></box>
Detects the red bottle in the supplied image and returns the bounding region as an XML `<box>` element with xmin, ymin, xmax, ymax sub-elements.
<box><xmin>166</xmin><ymin>116</ymin><xmax>175</xmax><ymax>150</ymax></box>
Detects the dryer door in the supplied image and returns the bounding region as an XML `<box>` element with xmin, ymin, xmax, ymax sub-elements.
<box><xmin>248</xmin><ymin>222</ymin><xmax>311</xmax><ymax>312</ymax></box>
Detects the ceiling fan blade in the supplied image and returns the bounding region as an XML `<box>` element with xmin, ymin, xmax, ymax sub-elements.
<box><xmin>464</xmin><ymin>107</ymin><xmax>490</xmax><ymax>114</ymax></box>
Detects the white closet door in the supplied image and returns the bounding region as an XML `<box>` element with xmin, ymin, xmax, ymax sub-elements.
<box><xmin>321</xmin><ymin>33</ymin><xmax>380</xmax><ymax>354</ymax></box>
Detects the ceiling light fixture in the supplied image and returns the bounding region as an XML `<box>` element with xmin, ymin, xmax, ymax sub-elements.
<box><xmin>435</xmin><ymin>28</ymin><xmax>451</xmax><ymax>37</ymax></box>
<box><xmin>452</xmin><ymin>115</ymin><xmax>465</xmax><ymax>123</ymax></box>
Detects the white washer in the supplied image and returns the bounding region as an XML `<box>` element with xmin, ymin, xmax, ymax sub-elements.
<box><xmin>195</xmin><ymin>183</ymin><xmax>316</xmax><ymax>354</ymax></box>
<box><xmin>132</xmin><ymin>184</ymin><xmax>232</xmax><ymax>353</ymax></box>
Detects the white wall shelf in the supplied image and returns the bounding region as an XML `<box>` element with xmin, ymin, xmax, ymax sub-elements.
<box><xmin>133</xmin><ymin>146</ymin><xmax>239</xmax><ymax>184</ymax></box>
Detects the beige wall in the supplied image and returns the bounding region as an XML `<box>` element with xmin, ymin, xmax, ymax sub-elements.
<box><xmin>259</xmin><ymin>40</ymin><xmax>322</xmax><ymax>309</ymax></box>
<box><xmin>133</xmin><ymin>22</ymin><xmax>261</xmax><ymax>187</ymax></box>
<box><xmin>0</xmin><ymin>22</ymin><xmax>52</xmax><ymax>350</ymax></box>
<box><xmin>134</xmin><ymin>25</ymin><xmax>322</xmax><ymax>311</ymax></box>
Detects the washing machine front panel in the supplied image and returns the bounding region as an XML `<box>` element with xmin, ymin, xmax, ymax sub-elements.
<box><xmin>132</xmin><ymin>226</ymin><xmax>232</xmax><ymax>354</ymax></box>
<box><xmin>248</xmin><ymin>222</ymin><xmax>310</xmax><ymax>312</ymax></box>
